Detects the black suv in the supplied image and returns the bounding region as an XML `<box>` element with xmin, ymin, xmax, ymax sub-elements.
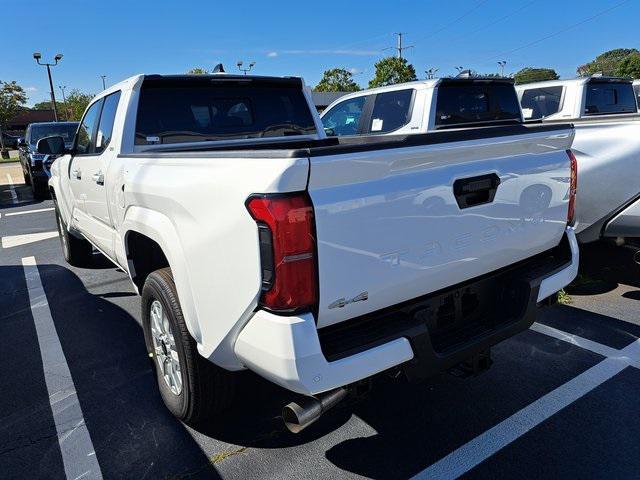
<box><xmin>18</xmin><ymin>122</ymin><xmax>79</xmax><ymax>199</ymax></box>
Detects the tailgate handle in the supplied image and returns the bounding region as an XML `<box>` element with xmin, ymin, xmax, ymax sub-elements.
<box><xmin>453</xmin><ymin>173</ymin><xmax>500</xmax><ymax>209</ymax></box>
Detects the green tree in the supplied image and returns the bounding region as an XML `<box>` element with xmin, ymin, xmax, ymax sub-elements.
<box><xmin>0</xmin><ymin>81</ymin><xmax>27</xmax><ymax>156</ymax></box>
<box><xmin>369</xmin><ymin>57</ymin><xmax>417</xmax><ymax>88</ymax></box>
<box><xmin>187</xmin><ymin>68</ymin><xmax>209</xmax><ymax>74</ymax></box>
<box><xmin>65</xmin><ymin>89</ymin><xmax>94</xmax><ymax>121</ymax></box>
<box><xmin>616</xmin><ymin>53</ymin><xmax>640</xmax><ymax>78</ymax></box>
<box><xmin>315</xmin><ymin>68</ymin><xmax>361</xmax><ymax>92</ymax></box>
<box><xmin>514</xmin><ymin>67</ymin><xmax>560</xmax><ymax>85</ymax></box>
<box><xmin>577</xmin><ymin>48</ymin><xmax>640</xmax><ymax>76</ymax></box>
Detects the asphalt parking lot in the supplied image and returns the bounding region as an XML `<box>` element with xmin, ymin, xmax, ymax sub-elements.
<box><xmin>2</xmin><ymin>161</ymin><xmax>640</xmax><ymax>480</ymax></box>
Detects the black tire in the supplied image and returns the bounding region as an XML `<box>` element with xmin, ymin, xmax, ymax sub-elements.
<box><xmin>54</xmin><ymin>205</ymin><xmax>93</xmax><ymax>267</ymax></box>
<box><xmin>141</xmin><ymin>268</ymin><xmax>235</xmax><ymax>426</ymax></box>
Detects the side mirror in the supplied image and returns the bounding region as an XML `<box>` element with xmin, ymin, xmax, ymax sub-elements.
<box><xmin>37</xmin><ymin>136</ymin><xmax>66</xmax><ymax>155</ymax></box>
<box><xmin>323</xmin><ymin>127</ymin><xmax>336</xmax><ymax>137</ymax></box>
<box><xmin>17</xmin><ymin>137</ymin><xmax>26</xmax><ymax>147</ymax></box>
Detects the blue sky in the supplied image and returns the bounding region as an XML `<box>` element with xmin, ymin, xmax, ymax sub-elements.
<box><xmin>4</xmin><ymin>0</ymin><xmax>639</xmax><ymax>106</ymax></box>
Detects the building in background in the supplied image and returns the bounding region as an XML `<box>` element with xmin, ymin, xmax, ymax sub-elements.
<box><xmin>311</xmin><ymin>92</ymin><xmax>349</xmax><ymax>113</ymax></box>
<box><xmin>5</xmin><ymin>109</ymin><xmax>56</xmax><ymax>136</ymax></box>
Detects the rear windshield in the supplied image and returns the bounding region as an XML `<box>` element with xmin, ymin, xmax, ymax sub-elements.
<box><xmin>585</xmin><ymin>81</ymin><xmax>637</xmax><ymax>115</ymax></box>
<box><xmin>435</xmin><ymin>82</ymin><xmax>521</xmax><ymax>128</ymax></box>
<box><xmin>135</xmin><ymin>78</ymin><xmax>317</xmax><ymax>145</ymax></box>
<box><xmin>520</xmin><ymin>86</ymin><xmax>564</xmax><ymax>120</ymax></box>
<box><xmin>30</xmin><ymin>124</ymin><xmax>78</xmax><ymax>145</ymax></box>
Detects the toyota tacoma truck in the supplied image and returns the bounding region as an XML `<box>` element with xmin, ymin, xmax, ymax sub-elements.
<box><xmin>43</xmin><ymin>73</ymin><xmax>578</xmax><ymax>432</ymax></box>
<box><xmin>517</xmin><ymin>76</ymin><xmax>640</xmax><ymax>244</ymax></box>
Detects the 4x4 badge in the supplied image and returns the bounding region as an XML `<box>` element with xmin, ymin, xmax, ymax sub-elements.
<box><xmin>328</xmin><ymin>292</ymin><xmax>368</xmax><ymax>309</ymax></box>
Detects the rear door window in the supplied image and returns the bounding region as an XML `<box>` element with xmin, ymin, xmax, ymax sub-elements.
<box><xmin>368</xmin><ymin>89</ymin><xmax>414</xmax><ymax>133</ymax></box>
<box><xmin>520</xmin><ymin>86</ymin><xmax>564</xmax><ymax>120</ymax></box>
<box><xmin>435</xmin><ymin>82</ymin><xmax>521</xmax><ymax>128</ymax></box>
<box><xmin>135</xmin><ymin>79</ymin><xmax>317</xmax><ymax>145</ymax></box>
<box><xmin>585</xmin><ymin>82</ymin><xmax>637</xmax><ymax>115</ymax></box>
<box><xmin>321</xmin><ymin>96</ymin><xmax>367</xmax><ymax>136</ymax></box>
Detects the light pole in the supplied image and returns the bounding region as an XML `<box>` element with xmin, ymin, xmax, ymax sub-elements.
<box><xmin>498</xmin><ymin>61</ymin><xmax>507</xmax><ymax>77</ymax></box>
<box><xmin>455</xmin><ymin>66</ymin><xmax>464</xmax><ymax>75</ymax></box>
<box><xmin>58</xmin><ymin>85</ymin><xmax>67</xmax><ymax>120</ymax></box>
<box><xmin>425</xmin><ymin>68</ymin><xmax>439</xmax><ymax>79</ymax></box>
<box><xmin>237</xmin><ymin>61</ymin><xmax>256</xmax><ymax>75</ymax></box>
<box><xmin>33</xmin><ymin>52</ymin><xmax>63</xmax><ymax>122</ymax></box>
<box><xmin>100</xmin><ymin>75</ymin><xmax>107</xmax><ymax>90</ymax></box>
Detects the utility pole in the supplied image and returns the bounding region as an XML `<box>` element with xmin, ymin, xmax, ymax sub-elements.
<box><xmin>498</xmin><ymin>61</ymin><xmax>507</xmax><ymax>77</ymax></box>
<box><xmin>33</xmin><ymin>52</ymin><xmax>63</xmax><ymax>122</ymax></box>
<box><xmin>58</xmin><ymin>85</ymin><xmax>67</xmax><ymax>120</ymax></box>
<box><xmin>100</xmin><ymin>75</ymin><xmax>107</xmax><ymax>90</ymax></box>
<box><xmin>391</xmin><ymin>33</ymin><xmax>414</xmax><ymax>60</ymax></box>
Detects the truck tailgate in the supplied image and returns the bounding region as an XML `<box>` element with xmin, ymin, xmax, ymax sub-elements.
<box><xmin>308</xmin><ymin>126</ymin><xmax>574</xmax><ymax>328</ymax></box>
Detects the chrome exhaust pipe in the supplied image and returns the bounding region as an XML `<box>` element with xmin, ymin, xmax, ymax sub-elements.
<box><xmin>282</xmin><ymin>387</ymin><xmax>348</xmax><ymax>433</ymax></box>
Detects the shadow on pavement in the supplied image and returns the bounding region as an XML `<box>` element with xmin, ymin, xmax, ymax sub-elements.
<box><xmin>0</xmin><ymin>264</ymin><xmax>224</xmax><ymax>480</ymax></box>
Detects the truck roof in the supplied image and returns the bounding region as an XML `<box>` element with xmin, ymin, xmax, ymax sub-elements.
<box><xmin>516</xmin><ymin>76</ymin><xmax>633</xmax><ymax>90</ymax></box>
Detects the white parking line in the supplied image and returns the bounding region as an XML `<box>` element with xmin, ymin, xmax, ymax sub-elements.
<box><xmin>413</xmin><ymin>324</ymin><xmax>640</xmax><ymax>480</ymax></box>
<box><xmin>1</xmin><ymin>230</ymin><xmax>59</xmax><ymax>248</ymax></box>
<box><xmin>5</xmin><ymin>207</ymin><xmax>55</xmax><ymax>217</ymax></box>
<box><xmin>5</xmin><ymin>173</ymin><xmax>18</xmax><ymax>203</ymax></box>
<box><xmin>530</xmin><ymin>322</ymin><xmax>620</xmax><ymax>358</ymax></box>
<box><xmin>22</xmin><ymin>256</ymin><xmax>103</xmax><ymax>480</ymax></box>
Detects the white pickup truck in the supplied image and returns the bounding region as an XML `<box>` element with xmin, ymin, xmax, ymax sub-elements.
<box><xmin>43</xmin><ymin>73</ymin><xmax>578</xmax><ymax>432</ymax></box>
<box><xmin>516</xmin><ymin>76</ymin><xmax>640</xmax><ymax>243</ymax></box>
<box><xmin>320</xmin><ymin>77</ymin><xmax>525</xmax><ymax>136</ymax></box>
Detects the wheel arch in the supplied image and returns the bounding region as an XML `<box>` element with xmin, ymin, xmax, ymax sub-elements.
<box><xmin>122</xmin><ymin>206</ymin><xmax>202</xmax><ymax>344</ymax></box>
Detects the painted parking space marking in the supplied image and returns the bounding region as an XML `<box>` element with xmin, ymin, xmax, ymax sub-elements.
<box><xmin>412</xmin><ymin>324</ymin><xmax>640</xmax><ymax>480</ymax></box>
<box><xmin>22</xmin><ymin>256</ymin><xmax>103</xmax><ymax>480</ymax></box>
<box><xmin>5</xmin><ymin>207</ymin><xmax>55</xmax><ymax>217</ymax></box>
<box><xmin>530</xmin><ymin>322</ymin><xmax>620</xmax><ymax>358</ymax></box>
<box><xmin>1</xmin><ymin>230</ymin><xmax>59</xmax><ymax>248</ymax></box>
<box><xmin>5</xmin><ymin>173</ymin><xmax>18</xmax><ymax>204</ymax></box>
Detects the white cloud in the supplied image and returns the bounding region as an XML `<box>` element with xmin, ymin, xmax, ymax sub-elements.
<box><xmin>25</xmin><ymin>86</ymin><xmax>38</xmax><ymax>92</ymax></box>
<box><xmin>267</xmin><ymin>51</ymin><xmax>278</xmax><ymax>57</ymax></box>
<box><xmin>348</xmin><ymin>68</ymin><xmax>362</xmax><ymax>74</ymax></box>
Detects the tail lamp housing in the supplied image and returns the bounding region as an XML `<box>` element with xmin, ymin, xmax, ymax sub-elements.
<box><xmin>566</xmin><ymin>149</ymin><xmax>578</xmax><ymax>226</ymax></box>
<box><xmin>246</xmin><ymin>193</ymin><xmax>318</xmax><ymax>313</ymax></box>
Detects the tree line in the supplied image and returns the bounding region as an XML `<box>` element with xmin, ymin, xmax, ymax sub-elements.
<box><xmin>313</xmin><ymin>47</ymin><xmax>640</xmax><ymax>92</ymax></box>
<box><xmin>2</xmin><ymin>47</ymin><xmax>640</xmax><ymax>140</ymax></box>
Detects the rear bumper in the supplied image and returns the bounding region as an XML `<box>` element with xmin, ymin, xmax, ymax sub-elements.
<box><xmin>234</xmin><ymin>227</ymin><xmax>578</xmax><ymax>395</ymax></box>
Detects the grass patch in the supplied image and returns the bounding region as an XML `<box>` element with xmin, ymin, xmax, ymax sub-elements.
<box><xmin>557</xmin><ymin>289</ymin><xmax>572</xmax><ymax>304</ymax></box>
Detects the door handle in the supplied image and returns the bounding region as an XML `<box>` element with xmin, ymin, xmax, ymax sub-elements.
<box><xmin>453</xmin><ymin>173</ymin><xmax>501</xmax><ymax>209</ymax></box>
<box><xmin>72</xmin><ymin>169</ymin><xmax>82</xmax><ymax>180</ymax></box>
<box><xmin>92</xmin><ymin>172</ymin><xmax>104</xmax><ymax>186</ymax></box>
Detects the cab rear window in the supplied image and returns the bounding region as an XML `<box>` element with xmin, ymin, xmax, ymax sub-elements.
<box><xmin>435</xmin><ymin>81</ymin><xmax>521</xmax><ymax>129</ymax></box>
<box><xmin>135</xmin><ymin>77</ymin><xmax>317</xmax><ymax>145</ymax></box>
<box><xmin>585</xmin><ymin>81</ymin><xmax>637</xmax><ymax>115</ymax></box>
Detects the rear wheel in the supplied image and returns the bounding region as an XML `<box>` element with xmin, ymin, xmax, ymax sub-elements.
<box><xmin>54</xmin><ymin>205</ymin><xmax>93</xmax><ymax>267</ymax></box>
<box><xmin>141</xmin><ymin>268</ymin><xmax>235</xmax><ymax>426</ymax></box>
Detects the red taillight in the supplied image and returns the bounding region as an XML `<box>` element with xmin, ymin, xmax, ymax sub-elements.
<box><xmin>246</xmin><ymin>193</ymin><xmax>318</xmax><ymax>312</ymax></box>
<box><xmin>566</xmin><ymin>150</ymin><xmax>578</xmax><ymax>225</ymax></box>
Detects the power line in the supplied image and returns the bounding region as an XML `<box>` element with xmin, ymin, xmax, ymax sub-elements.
<box><xmin>451</xmin><ymin>0</ymin><xmax>538</xmax><ymax>43</ymax></box>
<box><xmin>490</xmin><ymin>0</ymin><xmax>631</xmax><ymax>60</ymax></box>
<box><xmin>412</xmin><ymin>0</ymin><xmax>491</xmax><ymax>45</ymax></box>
